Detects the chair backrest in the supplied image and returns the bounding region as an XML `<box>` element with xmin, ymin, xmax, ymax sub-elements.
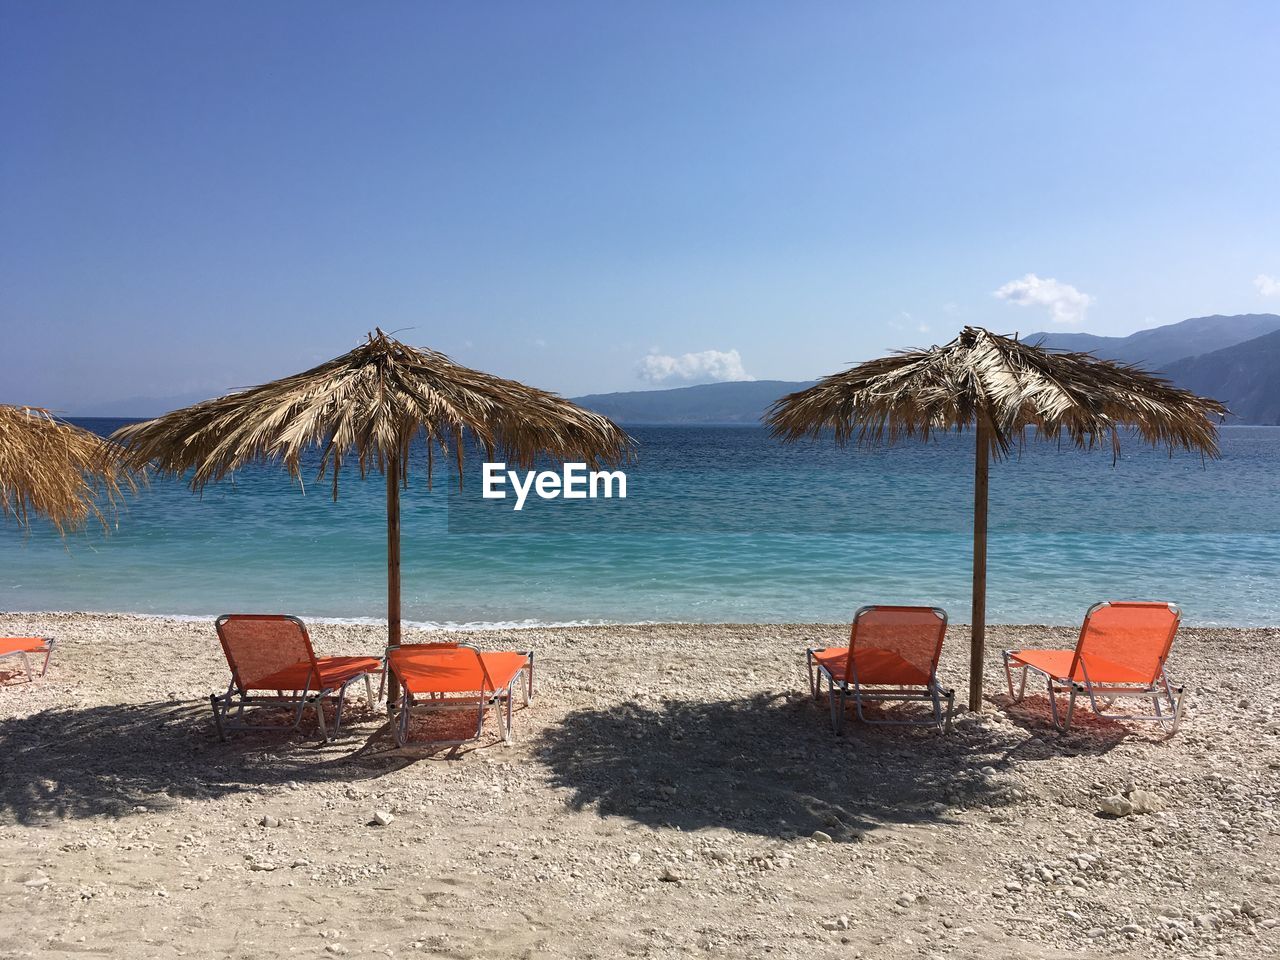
<box><xmin>1072</xmin><ymin>601</ymin><xmax>1181</xmax><ymax>686</ymax></box>
<box><xmin>215</xmin><ymin>614</ymin><xmax>318</xmax><ymax>693</ymax></box>
<box><xmin>846</xmin><ymin>605</ymin><xmax>948</xmax><ymax>682</ymax></box>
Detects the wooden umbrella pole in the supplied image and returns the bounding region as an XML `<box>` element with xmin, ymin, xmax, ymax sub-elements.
<box><xmin>969</xmin><ymin>417</ymin><xmax>990</xmax><ymax>712</ymax></box>
<box><xmin>386</xmin><ymin>453</ymin><xmax>402</xmax><ymax>709</ymax></box>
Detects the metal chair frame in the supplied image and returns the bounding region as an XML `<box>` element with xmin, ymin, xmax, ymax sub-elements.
<box><xmin>391</xmin><ymin>644</ymin><xmax>534</xmax><ymax>749</ymax></box>
<box><xmin>807</xmin><ymin>605</ymin><xmax>955</xmax><ymax>735</ymax></box>
<box><xmin>1002</xmin><ymin>601</ymin><xmax>1186</xmax><ymax>733</ymax></box>
<box><xmin>210</xmin><ymin>614</ymin><xmax>377</xmax><ymax>742</ymax></box>
<box><xmin>0</xmin><ymin>637</ymin><xmax>55</xmax><ymax>680</ymax></box>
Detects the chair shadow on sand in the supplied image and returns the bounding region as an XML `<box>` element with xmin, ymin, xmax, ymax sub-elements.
<box><xmin>533</xmin><ymin>690</ymin><xmax>1134</xmax><ymax>841</ymax></box>
<box><xmin>1</xmin><ymin>688</ymin><xmax>1137</xmax><ymax>830</ymax></box>
<box><xmin>0</xmin><ymin>698</ymin><xmax>417</xmax><ymax>826</ymax></box>
<box><xmin>990</xmin><ymin>691</ymin><xmax>1163</xmax><ymax>751</ymax></box>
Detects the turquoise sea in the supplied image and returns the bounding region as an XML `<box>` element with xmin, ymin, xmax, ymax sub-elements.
<box><xmin>2</xmin><ymin>421</ymin><xmax>1279</xmax><ymax>627</ymax></box>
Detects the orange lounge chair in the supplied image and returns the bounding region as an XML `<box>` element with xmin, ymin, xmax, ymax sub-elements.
<box><xmin>211</xmin><ymin>614</ymin><xmax>381</xmax><ymax>741</ymax></box>
<box><xmin>1003</xmin><ymin>601</ymin><xmax>1185</xmax><ymax>733</ymax></box>
<box><xmin>388</xmin><ymin>642</ymin><xmax>533</xmax><ymax>748</ymax></box>
<box><xmin>0</xmin><ymin>637</ymin><xmax>55</xmax><ymax>680</ymax></box>
<box><xmin>806</xmin><ymin>605</ymin><xmax>954</xmax><ymax>733</ymax></box>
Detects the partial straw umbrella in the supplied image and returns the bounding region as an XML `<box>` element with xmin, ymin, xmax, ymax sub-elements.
<box><xmin>766</xmin><ymin>326</ymin><xmax>1226</xmax><ymax>712</ymax></box>
<box><xmin>111</xmin><ymin>330</ymin><xmax>632</xmax><ymax>697</ymax></box>
<box><xmin>0</xmin><ymin>404</ymin><xmax>143</xmax><ymax>534</ymax></box>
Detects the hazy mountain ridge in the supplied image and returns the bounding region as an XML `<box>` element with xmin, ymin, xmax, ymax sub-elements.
<box><xmin>571</xmin><ymin>380</ymin><xmax>818</xmax><ymax>425</ymax></box>
<box><xmin>1024</xmin><ymin>313</ymin><xmax>1280</xmax><ymax>370</ymax></box>
<box><xmin>1162</xmin><ymin>328</ymin><xmax>1280</xmax><ymax>425</ymax></box>
<box><xmin>573</xmin><ymin>314</ymin><xmax>1280</xmax><ymax>426</ymax></box>
<box><xmin>66</xmin><ymin>314</ymin><xmax>1280</xmax><ymax>424</ymax></box>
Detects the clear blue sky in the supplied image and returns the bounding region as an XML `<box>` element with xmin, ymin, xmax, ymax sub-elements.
<box><xmin>3</xmin><ymin>1</ymin><xmax>1278</xmax><ymax>413</ymax></box>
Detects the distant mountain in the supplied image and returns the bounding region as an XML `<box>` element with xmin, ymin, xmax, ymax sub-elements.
<box><xmin>573</xmin><ymin>314</ymin><xmax>1280</xmax><ymax>426</ymax></box>
<box><xmin>1163</xmin><ymin>329</ymin><xmax>1280</xmax><ymax>426</ymax></box>
<box><xmin>571</xmin><ymin>380</ymin><xmax>816</xmax><ymax>425</ymax></box>
<box><xmin>67</xmin><ymin>314</ymin><xmax>1279</xmax><ymax>425</ymax></box>
<box><xmin>1026</xmin><ymin>313</ymin><xmax>1280</xmax><ymax>370</ymax></box>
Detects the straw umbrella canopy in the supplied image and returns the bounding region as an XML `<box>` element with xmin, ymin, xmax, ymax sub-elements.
<box><xmin>111</xmin><ymin>329</ymin><xmax>631</xmax><ymax>677</ymax></box>
<box><xmin>0</xmin><ymin>404</ymin><xmax>142</xmax><ymax>534</ymax></box>
<box><xmin>766</xmin><ymin>326</ymin><xmax>1226</xmax><ymax>712</ymax></box>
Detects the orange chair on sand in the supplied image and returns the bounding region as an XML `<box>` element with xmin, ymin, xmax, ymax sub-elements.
<box><xmin>0</xmin><ymin>637</ymin><xmax>55</xmax><ymax>680</ymax></box>
<box><xmin>211</xmin><ymin>614</ymin><xmax>381</xmax><ymax>741</ymax></box>
<box><xmin>1003</xmin><ymin>601</ymin><xmax>1185</xmax><ymax>733</ymax></box>
<box><xmin>806</xmin><ymin>606</ymin><xmax>954</xmax><ymax>734</ymax></box>
<box><xmin>388</xmin><ymin>643</ymin><xmax>533</xmax><ymax>748</ymax></box>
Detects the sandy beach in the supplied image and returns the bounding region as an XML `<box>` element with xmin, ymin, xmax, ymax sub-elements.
<box><xmin>1</xmin><ymin>612</ymin><xmax>1278</xmax><ymax>959</ymax></box>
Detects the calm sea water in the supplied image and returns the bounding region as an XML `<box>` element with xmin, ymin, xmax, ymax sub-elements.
<box><xmin>2</xmin><ymin>421</ymin><xmax>1278</xmax><ymax>627</ymax></box>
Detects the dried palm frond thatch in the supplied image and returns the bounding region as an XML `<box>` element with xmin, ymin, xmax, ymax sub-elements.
<box><xmin>112</xmin><ymin>329</ymin><xmax>631</xmax><ymax>496</ymax></box>
<box><xmin>767</xmin><ymin>326</ymin><xmax>1226</xmax><ymax>711</ymax></box>
<box><xmin>111</xmin><ymin>329</ymin><xmax>633</xmax><ymax>660</ymax></box>
<box><xmin>0</xmin><ymin>405</ymin><xmax>144</xmax><ymax>534</ymax></box>
<box><xmin>768</xmin><ymin>326</ymin><xmax>1225</xmax><ymax>457</ymax></box>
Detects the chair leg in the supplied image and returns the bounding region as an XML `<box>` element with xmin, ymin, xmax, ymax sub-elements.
<box><xmin>364</xmin><ymin>673</ymin><xmax>375</xmax><ymax>708</ymax></box>
<box><xmin>1045</xmin><ymin>674</ymin><xmax>1062</xmax><ymax>730</ymax></box>
<box><xmin>851</xmin><ymin>682</ymin><xmax>869</xmax><ymax>725</ymax></box>
<box><xmin>828</xmin><ymin>685</ymin><xmax>844</xmax><ymax>734</ymax></box>
<box><xmin>313</xmin><ymin>696</ymin><xmax>329</xmax><ymax>741</ymax></box>
<box><xmin>394</xmin><ymin>689</ymin><xmax>411</xmax><ymax>747</ymax></box>
<box><xmin>1051</xmin><ymin>685</ymin><xmax>1078</xmax><ymax>733</ymax></box>
<box><xmin>1152</xmin><ymin>684</ymin><xmax>1187</xmax><ymax>734</ymax></box>
<box><xmin>929</xmin><ymin>683</ymin><xmax>955</xmax><ymax>732</ymax></box>
<box><xmin>210</xmin><ymin>693</ymin><xmax>227</xmax><ymax>742</ymax></box>
<box><xmin>1004</xmin><ymin>653</ymin><xmax>1028</xmax><ymax>703</ymax></box>
<box><xmin>1170</xmin><ymin>685</ymin><xmax>1186</xmax><ymax>733</ymax></box>
<box><xmin>336</xmin><ymin>688</ymin><xmax>351</xmax><ymax>735</ymax></box>
<box><xmin>504</xmin><ymin>682</ymin><xmax>516</xmax><ymax>743</ymax></box>
<box><xmin>1160</xmin><ymin>670</ymin><xmax>1179</xmax><ymax>711</ymax></box>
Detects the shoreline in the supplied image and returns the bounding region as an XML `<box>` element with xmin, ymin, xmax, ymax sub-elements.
<box><xmin>5</xmin><ymin>608</ymin><xmax>1280</xmax><ymax>632</ymax></box>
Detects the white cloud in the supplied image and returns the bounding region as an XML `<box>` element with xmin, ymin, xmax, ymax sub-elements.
<box><xmin>638</xmin><ymin>348</ymin><xmax>753</xmax><ymax>385</ymax></box>
<box><xmin>1255</xmin><ymin>274</ymin><xmax>1280</xmax><ymax>297</ymax></box>
<box><xmin>993</xmin><ymin>273</ymin><xmax>1094</xmax><ymax>326</ymax></box>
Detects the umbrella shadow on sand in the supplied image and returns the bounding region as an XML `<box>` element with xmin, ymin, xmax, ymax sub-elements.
<box><xmin>534</xmin><ymin>691</ymin><xmax>1127</xmax><ymax>840</ymax></box>
<box><xmin>0</xmin><ymin>699</ymin><xmax>416</xmax><ymax>825</ymax></box>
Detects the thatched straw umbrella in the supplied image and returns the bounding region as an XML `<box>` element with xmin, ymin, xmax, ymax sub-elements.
<box><xmin>767</xmin><ymin>326</ymin><xmax>1225</xmax><ymax>712</ymax></box>
<box><xmin>0</xmin><ymin>405</ymin><xmax>142</xmax><ymax>534</ymax></box>
<box><xmin>111</xmin><ymin>330</ymin><xmax>631</xmax><ymax>695</ymax></box>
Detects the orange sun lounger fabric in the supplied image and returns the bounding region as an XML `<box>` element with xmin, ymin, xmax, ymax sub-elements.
<box><xmin>388</xmin><ymin>642</ymin><xmax>533</xmax><ymax>748</ymax></box>
<box><xmin>806</xmin><ymin>605</ymin><xmax>954</xmax><ymax>733</ymax></box>
<box><xmin>211</xmin><ymin>614</ymin><xmax>380</xmax><ymax>741</ymax></box>
<box><xmin>1003</xmin><ymin>601</ymin><xmax>1185</xmax><ymax>732</ymax></box>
